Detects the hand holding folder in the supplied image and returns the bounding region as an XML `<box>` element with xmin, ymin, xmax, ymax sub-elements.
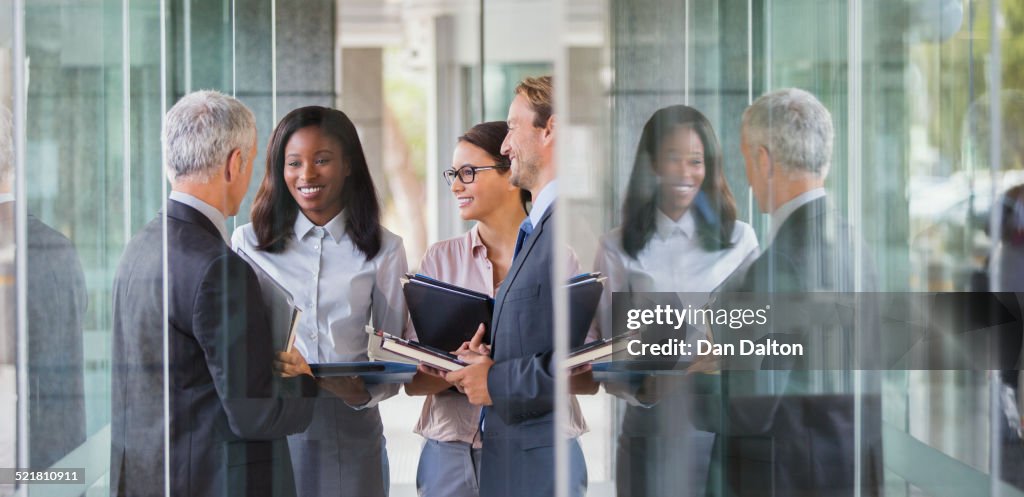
<box><xmin>454</xmin><ymin>323</ymin><xmax>491</xmax><ymax>358</ymax></box>
<box><xmin>275</xmin><ymin>349</ymin><xmax>312</xmax><ymax>378</ymax></box>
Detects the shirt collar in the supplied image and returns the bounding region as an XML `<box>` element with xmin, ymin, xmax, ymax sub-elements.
<box><xmin>169</xmin><ymin>190</ymin><xmax>229</xmax><ymax>242</ymax></box>
<box><xmin>469</xmin><ymin>224</ymin><xmax>487</xmax><ymax>257</ymax></box>
<box><xmin>654</xmin><ymin>208</ymin><xmax>696</xmax><ymax>240</ymax></box>
<box><xmin>767</xmin><ymin>187</ymin><xmax>826</xmax><ymax>246</ymax></box>
<box><xmin>294</xmin><ymin>210</ymin><xmax>347</xmax><ymax>243</ymax></box>
<box><xmin>0</xmin><ymin>193</ymin><xmax>13</xmax><ymax>205</ymax></box>
<box><xmin>529</xmin><ymin>180</ymin><xmax>558</xmax><ymax>228</ymax></box>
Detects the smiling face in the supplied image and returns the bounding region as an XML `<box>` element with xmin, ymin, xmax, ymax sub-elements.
<box><xmin>448</xmin><ymin>141</ymin><xmax>518</xmax><ymax>221</ymax></box>
<box><xmin>283</xmin><ymin>125</ymin><xmax>350</xmax><ymax>226</ymax></box>
<box><xmin>500</xmin><ymin>94</ymin><xmax>546</xmax><ymax>192</ymax></box>
<box><xmin>655</xmin><ymin>125</ymin><xmax>707</xmax><ymax>220</ymax></box>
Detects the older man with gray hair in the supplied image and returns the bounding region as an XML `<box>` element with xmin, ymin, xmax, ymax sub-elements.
<box><xmin>110</xmin><ymin>90</ymin><xmax>315</xmax><ymax>497</ymax></box>
<box><xmin>731</xmin><ymin>87</ymin><xmax>874</xmax><ymax>291</ymax></box>
<box><xmin>740</xmin><ymin>87</ymin><xmax>833</xmax><ymax>244</ymax></box>
<box><xmin>690</xmin><ymin>88</ymin><xmax>883</xmax><ymax>497</ymax></box>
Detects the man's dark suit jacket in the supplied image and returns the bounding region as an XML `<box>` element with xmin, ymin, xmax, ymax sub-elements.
<box><xmin>695</xmin><ymin>196</ymin><xmax>883</xmax><ymax>497</ymax></box>
<box><xmin>480</xmin><ymin>206</ymin><xmax>586</xmax><ymax>497</ymax></box>
<box><xmin>110</xmin><ymin>199</ymin><xmax>316</xmax><ymax>497</ymax></box>
<box><xmin>0</xmin><ymin>204</ymin><xmax>86</xmax><ymax>468</ymax></box>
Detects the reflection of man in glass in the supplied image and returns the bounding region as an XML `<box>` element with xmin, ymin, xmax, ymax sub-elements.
<box><xmin>0</xmin><ymin>106</ymin><xmax>87</xmax><ymax>473</ymax></box>
<box><xmin>692</xmin><ymin>88</ymin><xmax>882</xmax><ymax>497</ymax></box>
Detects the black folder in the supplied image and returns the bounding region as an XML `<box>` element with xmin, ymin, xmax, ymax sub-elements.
<box><xmin>403</xmin><ymin>273</ymin><xmax>494</xmax><ymax>353</ymax></box>
<box><xmin>567</xmin><ymin>273</ymin><xmax>605</xmax><ymax>347</ymax></box>
<box><xmin>403</xmin><ymin>272</ymin><xmax>605</xmax><ymax>353</ymax></box>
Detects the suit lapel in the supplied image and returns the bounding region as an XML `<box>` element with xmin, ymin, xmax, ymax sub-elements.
<box><xmin>491</xmin><ymin>207</ymin><xmax>553</xmax><ymax>348</ymax></box>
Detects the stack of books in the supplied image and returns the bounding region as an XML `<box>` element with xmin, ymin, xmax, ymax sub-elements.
<box><xmin>374</xmin><ymin>330</ymin><xmax>468</xmax><ymax>372</ymax></box>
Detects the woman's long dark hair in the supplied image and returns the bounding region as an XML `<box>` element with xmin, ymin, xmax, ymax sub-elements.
<box><xmin>457</xmin><ymin>121</ymin><xmax>531</xmax><ymax>212</ymax></box>
<box><xmin>251</xmin><ymin>106</ymin><xmax>382</xmax><ymax>258</ymax></box>
<box><xmin>620</xmin><ymin>105</ymin><xmax>738</xmax><ymax>258</ymax></box>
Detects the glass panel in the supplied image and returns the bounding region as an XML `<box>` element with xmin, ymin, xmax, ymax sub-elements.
<box><xmin>0</xmin><ymin>0</ymin><xmax>16</xmax><ymax>494</ymax></box>
<box><xmin>2</xmin><ymin>0</ymin><xmax>168</xmax><ymax>495</ymax></box>
<box><xmin>562</xmin><ymin>0</ymin><xmax>1024</xmax><ymax>496</ymax></box>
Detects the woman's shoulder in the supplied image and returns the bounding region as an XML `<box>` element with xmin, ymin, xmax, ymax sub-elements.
<box><xmin>421</xmin><ymin>230</ymin><xmax>474</xmax><ymax>264</ymax></box>
<box><xmin>377</xmin><ymin>226</ymin><xmax>405</xmax><ymax>254</ymax></box>
<box><xmin>598</xmin><ymin>226</ymin><xmax>626</xmax><ymax>252</ymax></box>
<box><xmin>231</xmin><ymin>222</ymin><xmax>257</xmax><ymax>248</ymax></box>
<box><xmin>729</xmin><ymin>220</ymin><xmax>759</xmax><ymax>249</ymax></box>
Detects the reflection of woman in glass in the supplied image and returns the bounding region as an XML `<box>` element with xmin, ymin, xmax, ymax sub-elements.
<box><xmin>595</xmin><ymin>105</ymin><xmax>758</xmax><ymax>497</ymax></box>
<box><xmin>405</xmin><ymin>121</ymin><xmax>593</xmax><ymax>497</ymax></box>
<box><xmin>233</xmin><ymin>106</ymin><xmax>408</xmax><ymax>497</ymax></box>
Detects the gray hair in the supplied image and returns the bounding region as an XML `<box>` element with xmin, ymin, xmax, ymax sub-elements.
<box><xmin>163</xmin><ymin>90</ymin><xmax>256</xmax><ymax>183</ymax></box>
<box><xmin>742</xmin><ymin>88</ymin><xmax>834</xmax><ymax>176</ymax></box>
<box><xmin>0</xmin><ymin>106</ymin><xmax>12</xmax><ymax>183</ymax></box>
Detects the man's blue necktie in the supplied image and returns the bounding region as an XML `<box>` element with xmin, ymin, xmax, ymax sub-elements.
<box><xmin>513</xmin><ymin>217</ymin><xmax>534</xmax><ymax>258</ymax></box>
<box><xmin>480</xmin><ymin>217</ymin><xmax>534</xmax><ymax>436</ymax></box>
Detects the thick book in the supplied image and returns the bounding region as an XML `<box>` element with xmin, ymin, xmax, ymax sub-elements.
<box><xmin>236</xmin><ymin>247</ymin><xmax>301</xmax><ymax>352</ymax></box>
<box><xmin>563</xmin><ymin>331</ymin><xmax>638</xmax><ymax>369</ymax></box>
<box><xmin>402</xmin><ymin>273</ymin><xmax>494</xmax><ymax>353</ymax></box>
<box><xmin>374</xmin><ymin>330</ymin><xmax>468</xmax><ymax>372</ymax></box>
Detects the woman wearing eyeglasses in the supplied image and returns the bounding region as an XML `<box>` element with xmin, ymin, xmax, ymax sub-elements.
<box><xmin>405</xmin><ymin>121</ymin><xmax>594</xmax><ymax>497</ymax></box>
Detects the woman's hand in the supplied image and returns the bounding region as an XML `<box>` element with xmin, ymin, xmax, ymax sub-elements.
<box><xmin>275</xmin><ymin>349</ymin><xmax>313</xmax><ymax>378</ymax></box>
<box><xmin>405</xmin><ymin>366</ymin><xmax>455</xmax><ymax>396</ymax></box>
<box><xmin>569</xmin><ymin>364</ymin><xmax>600</xmax><ymax>395</ymax></box>
<box><xmin>454</xmin><ymin>324</ymin><xmax>491</xmax><ymax>357</ymax></box>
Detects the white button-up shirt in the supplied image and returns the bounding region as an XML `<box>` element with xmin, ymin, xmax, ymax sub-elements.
<box><xmin>594</xmin><ymin>209</ymin><xmax>760</xmax><ymax>336</ymax></box>
<box><xmin>232</xmin><ymin>210</ymin><xmax>410</xmax><ymax>408</ymax></box>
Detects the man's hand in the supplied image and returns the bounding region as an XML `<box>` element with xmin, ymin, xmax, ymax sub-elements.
<box><xmin>275</xmin><ymin>350</ymin><xmax>312</xmax><ymax>378</ymax></box>
<box><xmin>446</xmin><ymin>354</ymin><xmax>494</xmax><ymax>406</ymax></box>
<box><xmin>318</xmin><ymin>376</ymin><xmax>372</xmax><ymax>407</ymax></box>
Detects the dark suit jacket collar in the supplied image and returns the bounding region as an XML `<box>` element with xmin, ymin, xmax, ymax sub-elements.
<box><xmin>769</xmin><ymin>196</ymin><xmax>829</xmax><ymax>248</ymax></box>
<box><xmin>504</xmin><ymin>206</ymin><xmax>553</xmax><ymax>289</ymax></box>
<box><xmin>166</xmin><ymin>199</ymin><xmax>224</xmax><ymax>242</ymax></box>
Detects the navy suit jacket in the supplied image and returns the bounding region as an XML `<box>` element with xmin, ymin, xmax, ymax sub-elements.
<box><xmin>481</xmin><ymin>206</ymin><xmax>586</xmax><ymax>497</ymax></box>
<box><xmin>110</xmin><ymin>199</ymin><xmax>316</xmax><ymax>497</ymax></box>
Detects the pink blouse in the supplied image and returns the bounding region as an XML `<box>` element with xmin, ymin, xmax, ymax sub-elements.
<box><xmin>412</xmin><ymin>224</ymin><xmax>592</xmax><ymax>445</ymax></box>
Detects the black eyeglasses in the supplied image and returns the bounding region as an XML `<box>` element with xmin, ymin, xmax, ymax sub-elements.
<box><xmin>443</xmin><ymin>164</ymin><xmax>510</xmax><ymax>185</ymax></box>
